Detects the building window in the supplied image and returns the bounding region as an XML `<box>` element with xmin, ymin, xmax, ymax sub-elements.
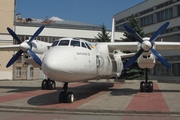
<box><xmin>156</xmin><ymin>64</ymin><xmax>172</xmax><ymax>75</ymax></box>
<box><xmin>140</xmin><ymin>14</ymin><xmax>153</xmax><ymax>27</ymax></box>
<box><xmin>157</xmin><ymin>7</ymin><xmax>173</xmax><ymax>22</ymax></box>
<box><xmin>17</xmin><ymin>56</ymin><xmax>22</xmax><ymax>63</ymax></box>
<box><xmin>16</xmin><ymin>67</ymin><xmax>21</xmax><ymax>76</ymax></box>
<box><xmin>178</xmin><ymin>5</ymin><xmax>180</xmax><ymax>16</ymax></box>
<box><xmin>30</xmin><ymin>67</ymin><xmax>33</xmax><ymax>77</ymax></box>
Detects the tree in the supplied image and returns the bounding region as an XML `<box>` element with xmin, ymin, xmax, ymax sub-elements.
<box><xmin>95</xmin><ymin>24</ymin><xmax>111</xmax><ymax>42</ymax></box>
<box><xmin>121</xmin><ymin>14</ymin><xmax>145</xmax><ymax>41</ymax></box>
<box><xmin>120</xmin><ymin>14</ymin><xmax>149</xmax><ymax>80</ymax></box>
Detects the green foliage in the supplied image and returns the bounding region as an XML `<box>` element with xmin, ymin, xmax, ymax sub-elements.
<box><xmin>95</xmin><ymin>24</ymin><xmax>111</xmax><ymax>42</ymax></box>
<box><xmin>121</xmin><ymin>14</ymin><xmax>145</xmax><ymax>42</ymax></box>
<box><xmin>121</xmin><ymin>59</ymin><xmax>150</xmax><ymax>80</ymax></box>
<box><xmin>120</xmin><ymin>14</ymin><xmax>149</xmax><ymax>80</ymax></box>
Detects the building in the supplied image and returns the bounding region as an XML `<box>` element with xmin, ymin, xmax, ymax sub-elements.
<box><xmin>0</xmin><ymin>0</ymin><xmax>15</xmax><ymax>80</ymax></box>
<box><xmin>114</xmin><ymin>0</ymin><xmax>180</xmax><ymax>80</ymax></box>
<box><xmin>0</xmin><ymin>0</ymin><xmax>123</xmax><ymax>80</ymax></box>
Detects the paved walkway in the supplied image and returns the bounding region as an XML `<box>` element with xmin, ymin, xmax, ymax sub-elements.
<box><xmin>0</xmin><ymin>80</ymin><xmax>180</xmax><ymax>120</ymax></box>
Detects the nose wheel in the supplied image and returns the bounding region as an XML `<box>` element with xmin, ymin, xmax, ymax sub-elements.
<box><xmin>41</xmin><ymin>79</ymin><xmax>56</xmax><ymax>90</ymax></box>
<box><xmin>59</xmin><ymin>82</ymin><xmax>75</xmax><ymax>103</ymax></box>
<box><xmin>140</xmin><ymin>69</ymin><xmax>153</xmax><ymax>92</ymax></box>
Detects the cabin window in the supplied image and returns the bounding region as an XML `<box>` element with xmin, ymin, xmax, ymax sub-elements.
<box><xmin>51</xmin><ymin>41</ymin><xmax>59</xmax><ymax>47</ymax></box>
<box><xmin>70</xmin><ymin>40</ymin><xmax>80</xmax><ymax>47</ymax></box>
<box><xmin>82</xmin><ymin>42</ymin><xmax>87</xmax><ymax>48</ymax></box>
<box><xmin>58</xmin><ymin>40</ymin><xmax>70</xmax><ymax>46</ymax></box>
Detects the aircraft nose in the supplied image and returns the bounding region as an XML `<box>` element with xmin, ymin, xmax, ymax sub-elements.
<box><xmin>41</xmin><ymin>48</ymin><xmax>75</xmax><ymax>80</ymax></box>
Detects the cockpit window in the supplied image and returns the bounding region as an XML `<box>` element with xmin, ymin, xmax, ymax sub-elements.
<box><xmin>81</xmin><ymin>42</ymin><xmax>87</xmax><ymax>48</ymax></box>
<box><xmin>58</xmin><ymin>40</ymin><xmax>70</xmax><ymax>46</ymax></box>
<box><xmin>85</xmin><ymin>42</ymin><xmax>91</xmax><ymax>50</ymax></box>
<box><xmin>51</xmin><ymin>41</ymin><xmax>59</xmax><ymax>47</ymax></box>
<box><xmin>70</xmin><ymin>40</ymin><xmax>80</xmax><ymax>47</ymax></box>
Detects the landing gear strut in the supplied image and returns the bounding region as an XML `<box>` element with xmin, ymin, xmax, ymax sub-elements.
<box><xmin>41</xmin><ymin>78</ymin><xmax>56</xmax><ymax>90</ymax></box>
<box><xmin>140</xmin><ymin>68</ymin><xmax>153</xmax><ymax>92</ymax></box>
<box><xmin>59</xmin><ymin>82</ymin><xmax>74</xmax><ymax>103</ymax></box>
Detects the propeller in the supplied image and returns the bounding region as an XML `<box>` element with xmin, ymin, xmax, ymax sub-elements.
<box><xmin>6</xmin><ymin>26</ymin><xmax>45</xmax><ymax>68</ymax></box>
<box><xmin>123</xmin><ymin>22</ymin><xmax>170</xmax><ymax>69</ymax></box>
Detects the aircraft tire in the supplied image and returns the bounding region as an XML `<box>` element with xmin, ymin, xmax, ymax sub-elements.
<box><xmin>147</xmin><ymin>81</ymin><xmax>153</xmax><ymax>92</ymax></box>
<box><xmin>67</xmin><ymin>92</ymin><xmax>74</xmax><ymax>103</ymax></box>
<box><xmin>48</xmin><ymin>80</ymin><xmax>56</xmax><ymax>90</ymax></box>
<box><xmin>140</xmin><ymin>81</ymin><xmax>146</xmax><ymax>92</ymax></box>
<box><xmin>59</xmin><ymin>91</ymin><xmax>65</xmax><ymax>103</ymax></box>
<box><xmin>41</xmin><ymin>79</ymin><xmax>48</xmax><ymax>90</ymax></box>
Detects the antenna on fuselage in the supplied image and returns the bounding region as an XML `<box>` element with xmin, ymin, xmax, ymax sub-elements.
<box><xmin>111</xmin><ymin>17</ymin><xmax>115</xmax><ymax>42</ymax></box>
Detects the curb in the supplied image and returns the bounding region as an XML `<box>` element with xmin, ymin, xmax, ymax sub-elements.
<box><xmin>0</xmin><ymin>105</ymin><xmax>180</xmax><ymax>116</ymax></box>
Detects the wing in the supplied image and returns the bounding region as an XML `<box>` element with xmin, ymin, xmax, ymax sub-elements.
<box><xmin>96</xmin><ymin>42</ymin><xmax>180</xmax><ymax>58</ymax></box>
<box><xmin>155</xmin><ymin>42</ymin><xmax>180</xmax><ymax>50</ymax></box>
<box><xmin>95</xmin><ymin>42</ymin><xmax>137</xmax><ymax>59</ymax></box>
<box><xmin>95</xmin><ymin>42</ymin><xmax>138</xmax><ymax>53</ymax></box>
<box><xmin>0</xmin><ymin>45</ymin><xmax>20</xmax><ymax>51</ymax></box>
<box><xmin>107</xmin><ymin>42</ymin><xmax>137</xmax><ymax>52</ymax></box>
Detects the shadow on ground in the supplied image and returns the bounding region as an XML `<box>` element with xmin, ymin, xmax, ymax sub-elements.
<box><xmin>27</xmin><ymin>82</ymin><xmax>138</xmax><ymax>106</ymax></box>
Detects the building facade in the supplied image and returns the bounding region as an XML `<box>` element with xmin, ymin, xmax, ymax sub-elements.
<box><xmin>0</xmin><ymin>0</ymin><xmax>14</xmax><ymax>80</ymax></box>
<box><xmin>114</xmin><ymin>0</ymin><xmax>180</xmax><ymax>80</ymax></box>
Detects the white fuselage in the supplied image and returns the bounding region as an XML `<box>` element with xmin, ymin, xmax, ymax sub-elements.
<box><xmin>41</xmin><ymin>39</ymin><xmax>119</xmax><ymax>82</ymax></box>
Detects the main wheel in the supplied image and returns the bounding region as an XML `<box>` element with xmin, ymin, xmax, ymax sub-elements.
<box><xmin>59</xmin><ymin>91</ymin><xmax>65</xmax><ymax>103</ymax></box>
<box><xmin>140</xmin><ymin>81</ymin><xmax>146</xmax><ymax>92</ymax></box>
<box><xmin>147</xmin><ymin>81</ymin><xmax>153</xmax><ymax>92</ymax></box>
<box><xmin>48</xmin><ymin>80</ymin><xmax>56</xmax><ymax>90</ymax></box>
<box><xmin>67</xmin><ymin>92</ymin><xmax>74</xmax><ymax>103</ymax></box>
<box><xmin>41</xmin><ymin>79</ymin><xmax>48</xmax><ymax>90</ymax></box>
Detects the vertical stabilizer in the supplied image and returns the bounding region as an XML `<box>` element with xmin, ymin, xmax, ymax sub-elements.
<box><xmin>111</xmin><ymin>17</ymin><xmax>115</xmax><ymax>42</ymax></box>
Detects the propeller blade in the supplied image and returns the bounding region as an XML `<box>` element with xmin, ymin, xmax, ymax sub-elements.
<box><xmin>123</xmin><ymin>24</ymin><xmax>143</xmax><ymax>43</ymax></box>
<box><xmin>124</xmin><ymin>48</ymin><xmax>144</xmax><ymax>69</ymax></box>
<box><xmin>149</xmin><ymin>22</ymin><xmax>169</xmax><ymax>42</ymax></box>
<box><xmin>150</xmin><ymin>48</ymin><xmax>171</xmax><ymax>68</ymax></box>
<box><xmin>7</xmin><ymin>27</ymin><xmax>22</xmax><ymax>44</ymax></box>
<box><xmin>27</xmin><ymin>49</ymin><xmax>42</xmax><ymax>66</ymax></box>
<box><xmin>28</xmin><ymin>25</ymin><xmax>45</xmax><ymax>44</ymax></box>
<box><xmin>6</xmin><ymin>50</ymin><xmax>23</xmax><ymax>68</ymax></box>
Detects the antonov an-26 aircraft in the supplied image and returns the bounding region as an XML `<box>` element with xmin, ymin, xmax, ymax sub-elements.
<box><xmin>1</xmin><ymin>21</ymin><xmax>180</xmax><ymax>103</ymax></box>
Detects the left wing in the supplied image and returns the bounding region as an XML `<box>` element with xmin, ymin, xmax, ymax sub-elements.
<box><xmin>155</xmin><ymin>42</ymin><xmax>180</xmax><ymax>50</ymax></box>
<box><xmin>96</xmin><ymin>42</ymin><xmax>180</xmax><ymax>59</ymax></box>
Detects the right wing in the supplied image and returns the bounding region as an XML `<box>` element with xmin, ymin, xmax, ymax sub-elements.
<box><xmin>0</xmin><ymin>45</ymin><xmax>20</xmax><ymax>51</ymax></box>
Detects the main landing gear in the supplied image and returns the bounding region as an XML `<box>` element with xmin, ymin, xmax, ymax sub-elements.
<box><xmin>59</xmin><ymin>82</ymin><xmax>74</xmax><ymax>103</ymax></box>
<box><xmin>41</xmin><ymin>78</ymin><xmax>56</xmax><ymax>90</ymax></box>
<box><xmin>140</xmin><ymin>68</ymin><xmax>153</xmax><ymax>92</ymax></box>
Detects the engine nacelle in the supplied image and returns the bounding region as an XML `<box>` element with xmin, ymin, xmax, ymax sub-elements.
<box><xmin>23</xmin><ymin>40</ymin><xmax>51</xmax><ymax>67</ymax></box>
<box><xmin>30</xmin><ymin>40</ymin><xmax>51</xmax><ymax>54</ymax></box>
<box><xmin>137</xmin><ymin>52</ymin><xmax>155</xmax><ymax>69</ymax></box>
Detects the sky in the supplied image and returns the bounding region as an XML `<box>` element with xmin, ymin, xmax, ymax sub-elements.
<box><xmin>15</xmin><ymin>0</ymin><xmax>145</xmax><ymax>30</ymax></box>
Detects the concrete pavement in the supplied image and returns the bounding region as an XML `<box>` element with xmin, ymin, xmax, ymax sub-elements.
<box><xmin>0</xmin><ymin>79</ymin><xmax>180</xmax><ymax>119</ymax></box>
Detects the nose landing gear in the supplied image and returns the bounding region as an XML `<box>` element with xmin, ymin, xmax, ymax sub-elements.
<box><xmin>59</xmin><ymin>82</ymin><xmax>74</xmax><ymax>103</ymax></box>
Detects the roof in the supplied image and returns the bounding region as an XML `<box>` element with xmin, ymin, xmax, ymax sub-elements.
<box><xmin>15</xmin><ymin>16</ymin><xmax>101</xmax><ymax>30</ymax></box>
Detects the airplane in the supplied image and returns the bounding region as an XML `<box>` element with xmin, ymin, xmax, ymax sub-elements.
<box><xmin>1</xmin><ymin>21</ymin><xmax>180</xmax><ymax>103</ymax></box>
